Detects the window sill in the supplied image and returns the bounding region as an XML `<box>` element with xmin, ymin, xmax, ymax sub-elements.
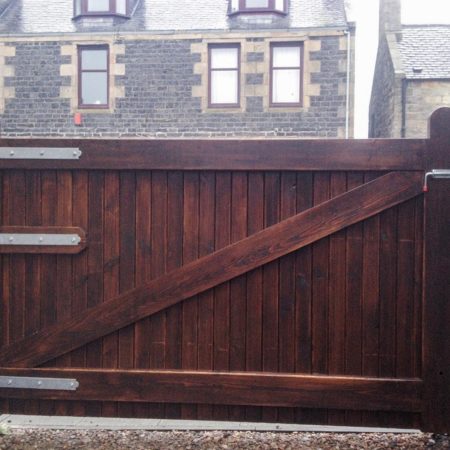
<box><xmin>228</xmin><ymin>9</ymin><xmax>287</xmax><ymax>17</ymax></box>
<box><xmin>73</xmin><ymin>13</ymin><xmax>130</xmax><ymax>20</ymax></box>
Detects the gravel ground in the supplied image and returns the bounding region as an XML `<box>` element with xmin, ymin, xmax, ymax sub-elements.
<box><xmin>0</xmin><ymin>429</ymin><xmax>449</xmax><ymax>449</ymax></box>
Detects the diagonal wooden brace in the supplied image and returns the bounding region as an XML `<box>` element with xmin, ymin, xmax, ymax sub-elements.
<box><xmin>0</xmin><ymin>171</ymin><xmax>423</xmax><ymax>368</ymax></box>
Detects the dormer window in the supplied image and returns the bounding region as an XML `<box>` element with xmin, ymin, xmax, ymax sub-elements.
<box><xmin>229</xmin><ymin>0</ymin><xmax>287</xmax><ymax>14</ymax></box>
<box><xmin>74</xmin><ymin>0</ymin><xmax>128</xmax><ymax>17</ymax></box>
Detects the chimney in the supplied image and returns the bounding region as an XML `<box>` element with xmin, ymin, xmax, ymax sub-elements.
<box><xmin>379</xmin><ymin>0</ymin><xmax>402</xmax><ymax>37</ymax></box>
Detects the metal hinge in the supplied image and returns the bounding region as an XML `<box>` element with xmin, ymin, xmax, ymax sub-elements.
<box><xmin>0</xmin><ymin>233</ymin><xmax>81</xmax><ymax>246</ymax></box>
<box><xmin>0</xmin><ymin>376</ymin><xmax>79</xmax><ymax>391</ymax></box>
<box><xmin>0</xmin><ymin>147</ymin><xmax>81</xmax><ymax>160</ymax></box>
<box><xmin>423</xmin><ymin>169</ymin><xmax>450</xmax><ymax>192</ymax></box>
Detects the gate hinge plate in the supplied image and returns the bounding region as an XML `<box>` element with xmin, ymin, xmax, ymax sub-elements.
<box><xmin>0</xmin><ymin>376</ymin><xmax>79</xmax><ymax>391</ymax></box>
<box><xmin>0</xmin><ymin>147</ymin><xmax>81</xmax><ymax>160</ymax></box>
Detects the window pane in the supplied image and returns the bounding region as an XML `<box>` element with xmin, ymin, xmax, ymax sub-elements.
<box><xmin>245</xmin><ymin>0</ymin><xmax>269</xmax><ymax>7</ymax></box>
<box><xmin>272</xmin><ymin>69</ymin><xmax>300</xmax><ymax>103</ymax></box>
<box><xmin>81</xmin><ymin>49</ymin><xmax>108</xmax><ymax>70</ymax></box>
<box><xmin>211</xmin><ymin>70</ymin><xmax>238</xmax><ymax>105</ymax></box>
<box><xmin>275</xmin><ymin>0</ymin><xmax>284</xmax><ymax>10</ymax></box>
<box><xmin>116</xmin><ymin>0</ymin><xmax>126</xmax><ymax>14</ymax></box>
<box><xmin>273</xmin><ymin>45</ymin><xmax>300</xmax><ymax>68</ymax></box>
<box><xmin>81</xmin><ymin>72</ymin><xmax>108</xmax><ymax>105</ymax></box>
<box><xmin>230</xmin><ymin>0</ymin><xmax>239</xmax><ymax>11</ymax></box>
<box><xmin>87</xmin><ymin>0</ymin><xmax>109</xmax><ymax>11</ymax></box>
<box><xmin>211</xmin><ymin>47</ymin><xmax>238</xmax><ymax>69</ymax></box>
<box><xmin>74</xmin><ymin>0</ymin><xmax>81</xmax><ymax>15</ymax></box>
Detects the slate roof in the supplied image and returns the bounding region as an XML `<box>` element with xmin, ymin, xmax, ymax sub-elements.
<box><xmin>398</xmin><ymin>25</ymin><xmax>450</xmax><ymax>79</ymax></box>
<box><xmin>0</xmin><ymin>0</ymin><xmax>348</xmax><ymax>35</ymax></box>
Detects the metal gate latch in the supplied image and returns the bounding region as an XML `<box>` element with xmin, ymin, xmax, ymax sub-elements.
<box><xmin>423</xmin><ymin>169</ymin><xmax>450</xmax><ymax>192</ymax></box>
<box><xmin>0</xmin><ymin>376</ymin><xmax>79</xmax><ymax>391</ymax></box>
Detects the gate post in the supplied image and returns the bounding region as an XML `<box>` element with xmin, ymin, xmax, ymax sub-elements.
<box><xmin>422</xmin><ymin>107</ymin><xmax>450</xmax><ymax>433</ymax></box>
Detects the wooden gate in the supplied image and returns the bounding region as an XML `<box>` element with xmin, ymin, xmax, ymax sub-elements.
<box><xmin>0</xmin><ymin>109</ymin><xmax>449</xmax><ymax>433</ymax></box>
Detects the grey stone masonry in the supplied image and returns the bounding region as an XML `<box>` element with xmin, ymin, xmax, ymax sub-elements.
<box><xmin>0</xmin><ymin>35</ymin><xmax>350</xmax><ymax>138</ymax></box>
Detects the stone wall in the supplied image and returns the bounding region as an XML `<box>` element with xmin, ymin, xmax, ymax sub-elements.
<box><xmin>369</xmin><ymin>34</ymin><xmax>402</xmax><ymax>138</ymax></box>
<box><xmin>0</xmin><ymin>31</ymin><xmax>352</xmax><ymax>138</ymax></box>
<box><xmin>405</xmin><ymin>80</ymin><xmax>450</xmax><ymax>138</ymax></box>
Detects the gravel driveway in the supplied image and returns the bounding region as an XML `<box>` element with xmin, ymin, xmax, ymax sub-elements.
<box><xmin>0</xmin><ymin>429</ymin><xmax>449</xmax><ymax>449</ymax></box>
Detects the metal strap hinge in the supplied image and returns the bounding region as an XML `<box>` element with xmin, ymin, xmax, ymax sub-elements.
<box><xmin>0</xmin><ymin>376</ymin><xmax>79</xmax><ymax>391</ymax></box>
<box><xmin>423</xmin><ymin>169</ymin><xmax>450</xmax><ymax>192</ymax></box>
<box><xmin>0</xmin><ymin>234</ymin><xmax>81</xmax><ymax>246</ymax></box>
<box><xmin>0</xmin><ymin>147</ymin><xmax>81</xmax><ymax>160</ymax></box>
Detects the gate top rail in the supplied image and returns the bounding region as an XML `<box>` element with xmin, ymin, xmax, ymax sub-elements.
<box><xmin>0</xmin><ymin>138</ymin><xmax>427</xmax><ymax>171</ymax></box>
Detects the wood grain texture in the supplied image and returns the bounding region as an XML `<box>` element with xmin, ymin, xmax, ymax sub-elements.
<box><xmin>0</xmin><ymin>368</ymin><xmax>422</xmax><ymax>413</ymax></box>
<box><xmin>0</xmin><ymin>139</ymin><xmax>426</xmax><ymax>171</ymax></box>
<box><xmin>0</xmin><ymin>171</ymin><xmax>423</xmax><ymax>369</ymax></box>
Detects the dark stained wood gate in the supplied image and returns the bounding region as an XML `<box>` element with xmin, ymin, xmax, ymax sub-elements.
<box><xmin>0</xmin><ymin>108</ymin><xmax>449</xmax><ymax>433</ymax></box>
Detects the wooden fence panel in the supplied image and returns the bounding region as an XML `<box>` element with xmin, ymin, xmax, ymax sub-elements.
<box><xmin>1</xmin><ymin>109</ymin><xmax>449</xmax><ymax>432</ymax></box>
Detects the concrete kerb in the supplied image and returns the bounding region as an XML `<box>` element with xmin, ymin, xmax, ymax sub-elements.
<box><xmin>0</xmin><ymin>415</ymin><xmax>421</xmax><ymax>433</ymax></box>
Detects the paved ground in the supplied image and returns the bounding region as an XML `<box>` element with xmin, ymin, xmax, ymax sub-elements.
<box><xmin>0</xmin><ymin>416</ymin><xmax>448</xmax><ymax>449</ymax></box>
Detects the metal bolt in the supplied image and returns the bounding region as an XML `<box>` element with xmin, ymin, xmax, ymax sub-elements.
<box><xmin>71</xmin><ymin>237</ymin><xmax>77</xmax><ymax>243</ymax></box>
<box><xmin>73</xmin><ymin>151</ymin><xmax>78</xmax><ymax>157</ymax></box>
<box><xmin>8</xmin><ymin>236</ymin><xmax>14</xmax><ymax>242</ymax></box>
<box><xmin>39</xmin><ymin>237</ymin><xmax>44</xmax><ymax>242</ymax></box>
<box><xmin>40</xmin><ymin>150</ymin><xmax>45</xmax><ymax>156</ymax></box>
<box><xmin>7</xmin><ymin>379</ymin><xmax>12</xmax><ymax>385</ymax></box>
<box><xmin>9</xmin><ymin>150</ymin><xmax>14</xmax><ymax>156</ymax></box>
<box><xmin>37</xmin><ymin>381</ymin><xmax>42</xmax><ymax>386</ymax></box>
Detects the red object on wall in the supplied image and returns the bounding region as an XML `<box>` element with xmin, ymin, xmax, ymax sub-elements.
<box><xmin>74</xmin><ymin>113</ymin><xmax>82</xmax><ymax>126</ymax></box>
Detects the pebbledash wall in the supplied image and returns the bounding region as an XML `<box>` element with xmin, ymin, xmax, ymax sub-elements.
<box><xmin>0</xmin><ymin>30</ymin><xmax>353</xmax><ymax>138</ymax></box>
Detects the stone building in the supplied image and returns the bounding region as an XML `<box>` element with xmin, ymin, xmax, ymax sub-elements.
<box><xmin>0</xmin><ymin>0</ymin><xmax>354</xmax><ymax>138</ymax></box>
<box><xmin>369</xmin><ymin>0</ymin><xmax>450</xmax><ymax>138</ymax></box>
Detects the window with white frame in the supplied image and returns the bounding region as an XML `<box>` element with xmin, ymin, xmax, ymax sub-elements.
<box><xmin>208</xmin><ymin>44</ymin><xmax>240</xmax><ymax>108</ymax></box>
<box><xmin>229</xmin><ymin>0</ymin><xmax>286</xmax><ymax>14</ymax></box>
<box><xmin>270</xmin><ymin>42</ymin><xmax>303</xmax><ymax>106</ymax></box>
<box><xmin>74</xmin><ymin>0</ymin><xmax>128</xmax><ymax>17</ymax></box>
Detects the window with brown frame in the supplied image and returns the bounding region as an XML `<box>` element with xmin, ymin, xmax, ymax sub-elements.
<box><xmin>208</xmin><ymin>44</ymin><xmax>241</xmax><ymax>108</ymax></box>
<box><xmin>229</xmin><ymin>0</ymin><xmax>286</xmax><ymax>14</ymax></box>
<box><xmin>270</xmin><ymin>42</ymin><xmax>303</xmax><ymax>107</ymax></box>
<box><xmin>78</xmin><ymin>45</ymin><xmax>109</xmax><ymax>109</ymax></box>
<box><xmin>74</xmin><ymin>0</ymin><xmax>128</xmax><ymax>17</ymax></box>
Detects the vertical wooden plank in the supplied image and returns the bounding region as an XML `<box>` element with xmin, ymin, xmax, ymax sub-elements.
<box><xmin>0</xmin><ymin>171</ymin><xmax>7</xmax><ymax>413</ymax></box>
<box><xmin>327</xmin><ymin>172</ymin><xmax>347</xmax><ymax>425</ymax></box>
<box><xmin>396</xmin><ymin>198</ymin><xmax>416</xmax><ymax>378</ymax></box>
<box><xmin>39</xmin><ymin>171</ymin><xmax>57</xmax><ymax>415</ymax></box>
<box><xmin>21</xmin><ymin>171</ymin><xmax>42</xmax><ymax>415</ymax></box>
<box><xmin>132</xmin><ymin>171</ymin><xmax>151</xmax><ymax>419</ymax></box>
<box><xmin>378</xmin><ymin>207</ymin><xmax>398</xmax><ymax>379</ymax></box>
<box><xmin>245</xmin><ymin>172</ymin><xmax>264</xmax><ymax>422</ymax></box>
<box><xmin>229</xmin><ymin>172</ymin><xmax>248</xmax><ymax>421</ymax></box>
<box><xmin>165</xmin><ymin>171</ymin><xmax>183</xmax><ymax>418</ymax></box>
<box><xmin>278</xmin><ymin>172</ymin><xmax>297</xmax><ymax>423</ymax></box>
<box><xmin>118</xmin><ymin>171</ymin><xmax>136</xmax><ymax>418</ymax></box>
<box><xmin>294</xmin><ymin>172</ymin><xmax>314</xmax><ymax>424</ymax></box>
<box><xmin>102</xmin><ymin>171</ymin><xmax>120</xmax><ymax>417</ymax></box>
<box><xmin>84</xmin><ymin>171</ymin><xmax>104</xmax><ymax>417</ymax></box>
<box><xmin>413</xmin><ymin>196</ymin><xmax>423</xmax><ymax>379</ymax></box>
<box><xmin>262</xmin><ymin>172</ymin><xmax>280</xmax><ymax>422</ymax></box>
<box><xmin>361</xmin><ymin>172</ymin><xmax>381</xmax><ymax>425</ymax></box>
<box><xmin>7</xmin><ymin>171</ymin><xmax>26</xmax><ymax>414</ymax></box>
<box><xmin>70</xmin><ymin>171</ymin><xmax>89</xmax><ymax>416</ymax></box>
<box><xmin>147</xmin><ymin>171</ymin><xmax>166</xmax><ymax>417</ymax></box>
<box><xmin>423</xmin><ymin>108</ymin><xmax>450</xmax><ymax>433</ymax></box>
<box><xmin>197</xmin><ymin>172</ymin><xmax>216</xmax><ymax>420</ymax></box>
<box><xmin>344</xmin><ymin>172</ymin><xmax>364</xmax><ymax>426</ymax></box>
<box><xmin>54</xmin><ymin>171</ymin><xmax>73</xmax><ymax>415</ymax></box>
<box><xmin>181</xmin><ymin>172</ymin><xmax>199</xmax><ymax>419</ymax></box>
<box><xmin>213</xmin><ymin>171</ymin><xmax>231</xmax><ymax>420</ymax></box>
<box><xmin>309</xmin><ymin>172</ymin><xmax>330</xmax><ymax>424</ymax></box>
